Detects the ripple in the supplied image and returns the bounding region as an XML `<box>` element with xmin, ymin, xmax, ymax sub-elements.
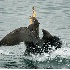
<box><xmin>17</xmin><ymin>0</ymin><xmax>23</xmax><ymax>2</ymax></box>
<box><xmin>0</xmin><ymin>22</ymin><xmax>3</xmax><ymax>24</ymax></box>
<box><xmin>56</xmin><ymin>27</ymin><xmax>67</xmax><ymax>30</ymax></box>
<box><xmin>0</xmin><ymin>0</ymin><xmax>5</xmax><ymax>1</ymax></box>
<box><xmin>47</xmin><ymin>6</ymin><xmax>62</xmax><ymax>10</ymax></box>
<box><xmin>0</xmin><ymin>0</ymin><xmax>70</xmax><ymax>69</ymax></box>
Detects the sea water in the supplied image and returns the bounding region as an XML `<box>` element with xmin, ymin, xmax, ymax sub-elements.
<box><xmin>0</xmin><ymin>0</ymin><xmax>70</xmax><ymax>69</ymax></box>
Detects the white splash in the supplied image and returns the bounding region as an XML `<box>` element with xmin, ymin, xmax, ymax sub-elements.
<box><xmin>23</xmin><ymin>47</ymin><xmax>70</xmax><ymax>62</ymax></box>
<box><xmin>0</xmin><ymin>50</ymin><xmax>9</xmax><ymax>55</ymax></box>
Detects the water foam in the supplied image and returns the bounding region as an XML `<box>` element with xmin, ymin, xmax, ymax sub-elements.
<box><xmin>23</xmin><ymin>47</ymin><xmax>70</xmax><ymax>62</ymax></box>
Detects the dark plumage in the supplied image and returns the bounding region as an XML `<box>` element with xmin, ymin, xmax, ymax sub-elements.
<box><xmin>41</xmin><ymin>29</ymin><xmax>62</xmax><ymax>53</ymax></box>
<box><xmin>0</xmin><ymin>17</ymin><xmax>40</xmax><ymax>46</ymax></box>
<box><xmin>28</xmin><ymin>17</ymin><xmax>40</xmax><ymax>38</ymax></box>
<box><xmin>0</xmin><ymin>27</ymin><xmax>35</xmax><ymax>46</ymax></box>
<box><xmin>24</xmin><ymin>29</ymin><xmax>62</xmax><ymax>55</ymax></box>
<box><xmin>0</xmin><ymin>17</ymin><xmax>62</xmax><ymax>55</ymax></box>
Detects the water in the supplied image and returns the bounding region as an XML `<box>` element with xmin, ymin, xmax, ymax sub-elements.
<box><xmin>0</xmin><ymin>0</ymin><xmax>70</xmax><ymax>69</ymax></box>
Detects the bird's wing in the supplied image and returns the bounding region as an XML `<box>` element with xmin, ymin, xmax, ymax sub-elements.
<box><xmin>0</xmin><ymin>27</ymin><xmax>36</xmax><ymax>46</ymax></box>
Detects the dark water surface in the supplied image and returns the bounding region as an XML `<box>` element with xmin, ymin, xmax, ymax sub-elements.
<box><xmin>0</xmin><ymin>0</ymin><xmax>70</xmax><ymax>69</ymax></box>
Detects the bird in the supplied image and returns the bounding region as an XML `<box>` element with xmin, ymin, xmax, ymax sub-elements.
<box><xmin>0</xmin><ymin>17</ymin><xmax>40</xmax><ymax>46</ymax></box>
<box><xmin>0</xmin><ymin>17</ymin><xmax>62</xmax><ymax>55</ymax></box>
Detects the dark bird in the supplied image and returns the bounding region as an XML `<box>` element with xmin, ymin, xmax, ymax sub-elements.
<box><xmin>24</xmin><ymin>29</ymin><xmax>62</xmax><ymax>55</ymax></box>
<box><xmin>0</xmin><ymin>17</ymin><xmax>62</xmax><ymax>55</ymax></box>
<box><xmin>0</xmin><ymin>17</ymin><xmax>40</xmax><ymax>46</ymax></box>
